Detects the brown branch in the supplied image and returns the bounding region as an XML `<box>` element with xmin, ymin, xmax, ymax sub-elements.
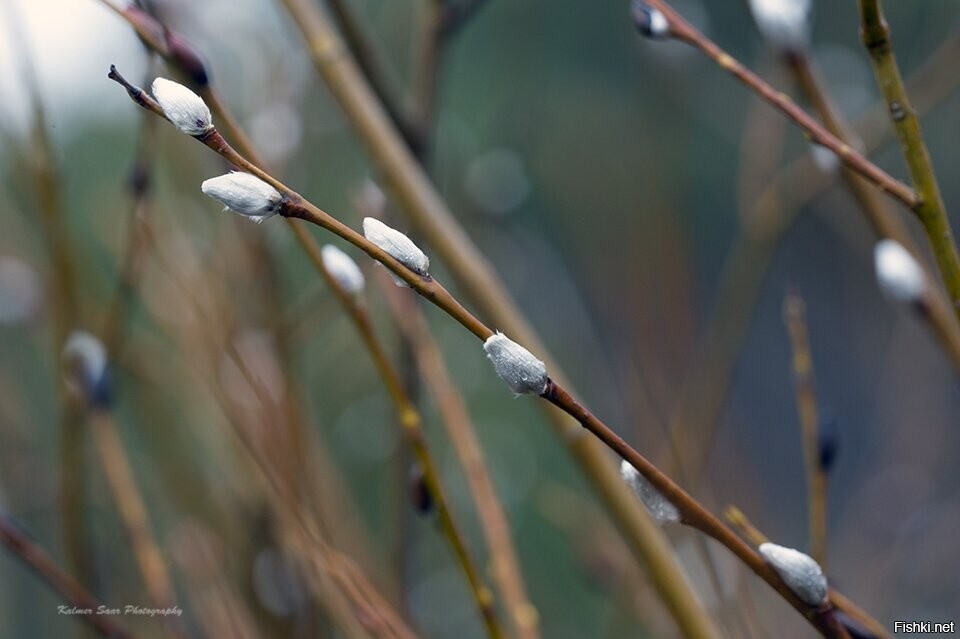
<box><xmin>380</xmin><ymin>280</ymin><xmax>540</xmax><ymax>639</ymax></box>
<box><xmin>0</xmin><ymin>511</ymin><xmax>135</xmax><ymax>638</ymax></box>
<box><xmin>782</xmin><ymin>290</ymin><xmax>828</xmax><ymax>570</ymax></box>
<box><xmin>88</xmin><ymin>410</ymin><xmax>185</xmax><ymax>638</ymax></box>
<box><xmin>644</xmin><ymin>1</ymin><xmax>917</xmax><ymax>208</ymax></box>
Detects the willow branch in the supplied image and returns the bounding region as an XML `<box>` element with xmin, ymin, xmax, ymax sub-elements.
<box><xmin>88</xmin><ymin>410</ymin><xmax>185</xmax><ymax>639</ymax></box>
<box><xmin>782</xmin><ymin>290</ymin><xmax>828</xmax><ymax>570</ymax></box>
<box><xmin>381</xmin><ymin>280</ymin><xmax>540</xmax><ymax>639</ymax></box>
<box><xmin>857</xmin><ymin>0</ymin><xmax>960</xmax><ymax>317</ymax></box>
<box><xmin>645</xmin><ymin>1</ymin><xmax>916</xmax><ymax>208</ymax></box>
<box><xmin>0</xmin><ymin>510</ymin><xmax>135</xmax><ymax>638</ymax></box>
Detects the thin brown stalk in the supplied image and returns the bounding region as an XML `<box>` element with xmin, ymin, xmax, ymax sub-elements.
<box><xmin>645</xmin><ymin>1</ymin><xmax>916</xmax><ymax>207</ymax></box>
<box><xmin>111</xmin><ymin>65</ymin><xmax>719</xmax><ymax>639</ymax></box>
<box><xmin>381</xmin><ymin>281</ymin><xmax>540</xmax><ymax>639</ymax></box>
<box><xmin>857</xmin><ymin>0</ymin><xmax>960</xmax><ymax>317</ymax></box>
<box><xmin>88</xmin><ymin>410</ymin><xmax>185</xmax><ymax>638</ymax></box>
<box><xmin>0</xmin><ymin>510</ymin><xmax>135</xmax><ymax>639</ymax></box>
<box><xmin>782</xmin><ymin>291</ymin><xmax>828</xmax><ymax>570</ymax></box>
<box><xmin>6</xmin><ymin>2</ymin><xmax>90</xmax><ymax>587</ymax></box>
<box><xmin>301</xmin><ymin>241</ymin><xmax>506</xmax><ymax>639</ymax></box>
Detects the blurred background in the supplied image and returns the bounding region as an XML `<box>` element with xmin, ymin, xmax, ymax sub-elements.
<box><xmin>1</xmin><ymin>0</ymin><xmax>959</xmax><ymax>637</ymax></box>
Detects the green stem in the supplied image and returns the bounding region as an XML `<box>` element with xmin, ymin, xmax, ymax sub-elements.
<box><xmin>857</xmin><ymin>0</ymin><xmax>960</xmax><ymax>318</ymax></box>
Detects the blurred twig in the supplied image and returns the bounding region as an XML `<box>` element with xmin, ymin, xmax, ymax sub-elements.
<box><xmin>782</xmin><ymin>290</ymin><xmax>828</xmax><ymax>570</ymax></box>
<box><xmin>88</xmin><ymin>410</ymin><xmax>185</xmax><ymax>638</ymax></box>
<box><xmin>380</xmin><ymin>278</ymin><xmax>540</xmax><ymax>639</ymax></box>
<box><xmin>0</xmin><ymin>510</ymin><xmax>134</xmax><ymax>639</ymax></box>
<box><xmin>4</xmin><ymin>1</ymin><xmax>90</xmax><ymax>589</ymax></box>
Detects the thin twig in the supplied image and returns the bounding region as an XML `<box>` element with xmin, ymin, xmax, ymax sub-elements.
<box><xmin>857</xmin><ymin>0</ymin><xmax>960</xmax><ymax>317</ymax></box>
<box><xmin>88</xmin><ymin>410</ymin><xmax>185</xmax><ymax>638</ymax></box>
<box><xmin>645</xmin><ymin>1</ymin><xmax>916</xmax><ymax>208</ymax></box>
<box><xmin>782</xmin><ymin>290</ymin><xmax>828</xmax><ymax>570</ymax></box>
<box><xmin>380</xmin><ymin>279</ymin><xmax>540</xmax><ymax>639</ymax></box>
<box><xmin>0</xmin><ymin>510</ymin><xmax>135</xmax><ymax>639</ymax></box>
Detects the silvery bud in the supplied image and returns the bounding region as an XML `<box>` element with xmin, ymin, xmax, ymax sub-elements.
<box><xmin>748</xmin><ymin>0</ymin><xmax>811</xmax><ymax>52</ymax></box>
<box><xmin>483</xmin><ymin>332</ymin><xmax>548</xmax><ymax>396</ymax></box>
<box><xmin>874</xmin><ymin>239</ymin><xmax>926</xmax><ymax>304</ymax></box>
<box><xmin>619</xmin><ymin>460</ymin><xmax>679</xmax><ymax>524</ymax></box>
<box><xmin>362</xmin><ymin>218</ymin><xmax>430</xmax><ymax>285</ymax></box>
<box><xmin>758</xmin><ymin>542</ymin><xmax>828</xmax><ymax>606</ymax></box>
<box><xmin>62</xmin><ymin>330</ymin><xmax>111</xmax><ymax>406</ymax></box>
<box><xmin>321</xmin><ymin>245</ymin><xmax>365</xmax><ymax>295</ymax></box>
<box><xmin>151</xmin><ymin>77</ymin><xmax>213</xmax><ymax>136</ymax></box>
<box><xmin>631</xmin><ymin>1</ymin><xmax>670</xmax><ymax>40</ymax></box>
<box><xmin>201</xmin><ymin>173</ymin><xmax>283</xmax><ymax>223</ymax></box>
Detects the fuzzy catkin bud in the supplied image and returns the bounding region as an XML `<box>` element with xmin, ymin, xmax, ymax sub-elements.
<box><xmin>201</xmin><ymin>173</ymin><xmax>283</xmax><ymax>223</ymax></box>
<box><xmin>619</xmin><ymin>460</ymin><xmax>679</xmax><ymax>524</ymax></box>
<box><xmin>630</xmin><ymin>1</ymin><xmax>670</xmax><ymax>39</ymax></box>
<box><xmin>874</xmin><ymin>239</ymin><xmax>926</xmax><ymax>303</ymax></box>
<box><xmin>748</xmin><ymin>0</ymin><xmax>811</xmax><ymax>52</ymax></box>
<box><xmin>483</xmin><ymin>332</ymin><xmax>548</xmax><ymax>396</ymax></box>
<box><xmin>362</xmin><ymin>218</ymin><xmax>430</xmax><ymax>284</ymax></box>
<box><xmin>321</xmin><ymin>245</ymin><xmax>365</xmax><ymax>295</ymax></box>
<box><xmin>758</xmin><ymin>542</ymin><xmax>828</xmax><ymax>606</ymax></box>
<box><xmin>151</xmin><ymin>77</ymin><xmax>213</xmax><ymax>136</ymax></box>
<box><xmin>62</xmin><ymin>330</ymin><xmax>111</xmax><ymax>406</ymax></box>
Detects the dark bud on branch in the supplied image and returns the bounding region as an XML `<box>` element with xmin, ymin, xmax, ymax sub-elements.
<box><xmin>630</xmin><ymin>0</ymin><xmax>670</xmax><ymax>40</ymax></box>
<box><xmin>817</xmin><ymin>409</ymin><xmax>838</xmax><ymax>474</ymax></box>
<box><xmin>165</xmin><ymin>30</ymin><xmax>210</xmax><ymax>87</ymax></box>
<box><xmin>408</xmin><ymin>463</ymin><xmax>434</xmax><ymax>515</ymax></box>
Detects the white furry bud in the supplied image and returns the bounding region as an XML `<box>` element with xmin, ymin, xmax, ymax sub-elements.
<box><xmin>483</xmin><ymin>332</ymin><xmax>548</xmax><ymax>395</ymax></box>
<box><xmin>321</xmin><ymin>245</ymin><xmax>365</xmax><ymax>295</ymax></box>
<box><xmin>362</xmin><ymin>218</ymin><xmax>430</xmax><ymax>285</ymax></box>
<box><xmin>758</xmin><ymin>542</ymin><xmax>828</xmax><ymax>606</ymax></box>
<box><xmin>631</xmin><ymin>1</ymin><xmax>670</xmax><ymax>40</ymax></box>
<box><xmin>620</xmin><ymin>460</ymin><xmax>679</xmax><ymax>524</ymax></box>
<box><xmin>874</xmin><ymin>239</ymin><xmax>926</xmax><ymax>303</ymax></box>
<box><xmin>748</xmin><ymin>0</ymin><xmax>811</xmax><ymax>51</ymax></box>
<box><xmin>151</xmin><ymin>77</ymin><xmax>213</xmax><ymax>136</ymax></box>
<box><xmin>62</xmin><ymin>330</ymin><xmax>109</xmax><ymax>404</ymax></box>
<box><xmin>201</xmin><ymin>173</ymin><xmax>283</xmax><ymax>223</ymax></box>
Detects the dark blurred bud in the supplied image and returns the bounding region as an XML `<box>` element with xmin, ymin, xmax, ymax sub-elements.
<box><xmin>834</xmin><ymin>611</ymin><xmax>880</xmax><ymax>639</ymax></box>
<box><xmin>408</xmin><ymin>463</ymin><xmax>433</xmax><ymax>515</ymax></box>
<box><xmin>630</xmin><ymin>0</ymin><xmax>671</xmax><ymax>40</ymax></box>
<box><xmin>128</xmin><ymin>161</ymin><xmax>151</xmax><ymax>198</ymax></box>
<box><xmin>818</xmin><ymin>409</ymin><xmax>839</xmax><ymax>474</ymax></box>
<box><xmin>165</xmin><ymin>29</ymin><xmax>210</xmax><ymax>87</ymax></box>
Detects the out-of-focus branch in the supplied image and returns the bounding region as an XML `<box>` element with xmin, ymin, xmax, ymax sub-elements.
<box><xmin>782</xmin><ymin>291</ymin><xmax>828</xmax><ymax>569</ymax></box>
<box><xmin>380</xmin><ymin>278</ymin><xmax>540</xmax><ymax>639</ymax></box>
<box><xmin>0</xmin><ymin>510</ymin><xmax>134</xmax><ymax>639</ymax></box>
